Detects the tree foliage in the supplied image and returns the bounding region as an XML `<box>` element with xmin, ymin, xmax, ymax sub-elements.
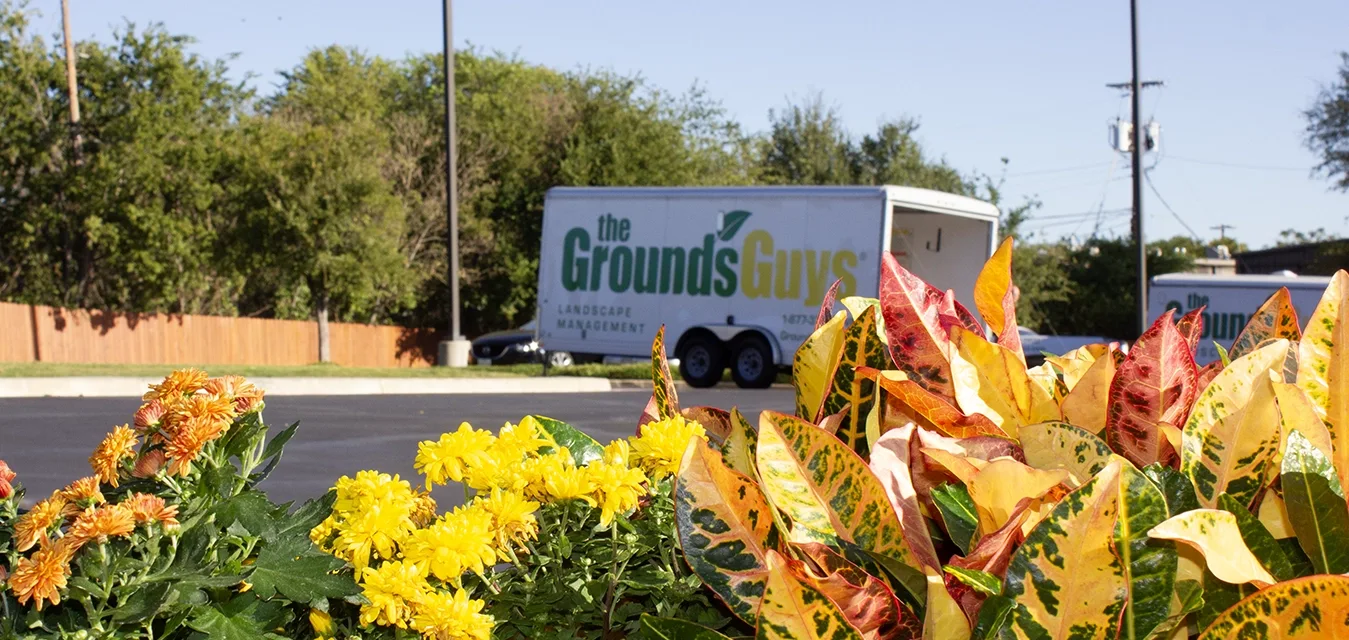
<box><xmin>0</xmin><ymin>2</ymin><xmax>1172</xmax><ymax>343</ymax></box>
<box><xmin>1305</xmin><ymin>52</ymin><xmax>1349</xmax><ymax>191</ymax></box>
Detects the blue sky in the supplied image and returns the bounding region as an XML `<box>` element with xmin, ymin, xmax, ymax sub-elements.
<box><xmin>30</xmin><ymin>0</ymin><xmax>1349</xmax><ymax>249</ymax></box>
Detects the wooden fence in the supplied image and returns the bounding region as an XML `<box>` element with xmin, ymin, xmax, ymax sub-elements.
<box><xmin>0</xmin><ymin>302</ymin><xmax>440</xmax><ymax>368</ymax></box>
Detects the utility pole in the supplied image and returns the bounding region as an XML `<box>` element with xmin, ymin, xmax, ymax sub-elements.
<box><xmin>60</xmin><ymin>0</ymin><xmax>82</xmax><ymax>161</ymax></box>
<box><xmin>1211</xmin><ymin>224</ymin><xmax>1235</xmax><ymax>240</ymax></box>
<box><xmin>1104</xmin><ymin>0</ymin><xmax>1154</xmax><ymax>337</ymax></box>
<box><xmin>438</xmin><ymin>0</ymin><xmax>470</xmax><ymax>366</ymax></box>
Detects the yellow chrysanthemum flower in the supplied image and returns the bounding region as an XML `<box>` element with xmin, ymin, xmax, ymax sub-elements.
<box><xmin>585</xmin><ymin>460</ymin><xmax>648</xmax><ymax>528</ymax></box>
<box><xmin>411</xmin><ymin>589</ymin><xmax>495</xmax><ymax>640</ymax></box>
<box><xmin>89</xmin><ymin>424</ymin><xmax>139</xmax><ymax>487</ymax></box>
<box><xmin>415</xmin><ymin>423</ymin><xmax>495</xmax><ymax>489</ymax></box>
<box><xmin>462</xmin><ymin>449</ymin><xmax>528</xmax><ymax>494</ymax></box>
<box><xmin>519</xmin><ymin>451</ymin><xmax>573</xmax><ymax>502</ymax></box>
<box><xmin>60</xmin><ymin>476</ymin><xmax>105</xmax><ymax>507</ymax></box>
<box><xmin>310</xmin><ymin>608</ymin><xmax>336</xmax><ymax>639</ymax></box>
<box><xmin>310</xmin><ymin>515</ymin><xmax>339</xmax><ymax>550</ymax></box>
<box><xmin>330</xmin><ymin>504</ymin><xmax>417</xmax><ymax>573</ymax></box>
<box><xmin>411</xmin><ymin>490</ymin><xmax>439</xmax><ymax>527</ymax></box>
<box><xmin>402</xmin><ymin>504</ymin><xmax>497</xmax><ymax>582</ymax></box>
<box><xmin>477</xmin><ymin>489</ymin><xmax>540</xmax><ymax>556</ymax></box>
<box><xmin>7</xmin><ymin>538</ymin><xmax>76</xmax><ymax>611</ymax></box>
<box><xmin>629</xmin><ymin>416</ymin><xmax>707</xmax><ymax>480</ymax></box>
<box><xmin>542</xmin><ymin>465</ymin><xmax>597</xmax><ymax>506</ymax></box>
<box><xmin>602</xmin><ymin>439</ymin><xmax>631</xmax><ymax>467</ymax></box>
<box><xmin>493</xmin><ymin>417</ymin><xmax>552</xmax><ymax>461</ymax></box>
<box><xmin>13</xmin><ymin>492</ymin><xmax>69</xmax><ymax>552</ymax></box>
<box><xmin>359</xmin><ymin>560</ymin><xmax>428</xmax><ymax>629</ymax></box>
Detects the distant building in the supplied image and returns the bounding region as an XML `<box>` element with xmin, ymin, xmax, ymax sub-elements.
<box><xmin>1235</xmin><ymin>239</ymin><xmax>1349</xmax><ymax>276</ymax></box>
<box><xmin>1185</xmin><ymin>245</ymin><xmax>1236</xmax><ymax>275</ymax></box>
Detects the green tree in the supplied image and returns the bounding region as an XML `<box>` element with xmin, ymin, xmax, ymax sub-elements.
<box><xmin>1305</xmin><ymin>52</ymin><xmax>1349</xmax><ymax>191</ymax></box>
<box><xmin>757</xmin><ymin>95</ymin><xmax>854</xmax><ymax>185</ymax></box>
<box><xmin>237</xmin><ymin>47</ymin><xmax>413</xmax><ymax>360</ymax></box>
<box><xmin>0</xmin><ymin>7</ymin><xmax>250</xmax><ymax>314</ymax></box>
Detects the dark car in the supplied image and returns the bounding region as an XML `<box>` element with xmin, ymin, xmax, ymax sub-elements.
<box><xmin>471</xmin><ymin>320</ymin><xmax>580</xmax><ymax>368</ymax></box>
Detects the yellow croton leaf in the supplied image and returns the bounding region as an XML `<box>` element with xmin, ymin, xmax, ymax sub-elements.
<box><xmin>1257</xmin><ymin>491</ymin><xmax>1296</xmax><ymax>540</ymax></box>
<box><xmin>1180</xmin><ymin>340</ymin><xmax>1287</xmax><ymax>509</ymax></box>
<box><xmin>1059</xmin><ymin>351</ymin><xmax>1118</xmax><ymax>433</ymax></box>
<box><xmin>793</xmin><ymin>311</ymin><xmax>847</xmax><ymax>422</ymax></box>
<box><xmin>920</xmin><ymin>448</ymin><xmax>1070</xmax><ymax>535</ymax></box>
<box><xmin>1199</xmin><ymin>575</ymin><xmax>1349</xmax><ymax>639</ymax></box>
<box><xmin>949</xmin><ymin>326</ymin><xmax>1060</xmax><ymax>439</ymax></box>
<box><xmin>923</xmin><ymin>568</ymin><xmax>970</xmax><ymax>640</ymax></box>
<box><xmin>1296</xmin><ymin>270</ymin><xmax>1349</xmax><ymax>472</ymax></box>
<box><xmin>1146</xmin><ymin>509</ymin><xmax>1276</xmax><ymax>587</ymax></box>
<box><xmin>1273</xmin><ymin>381</ymin><xmax>1341</xmax><ymax>492</ymax></box>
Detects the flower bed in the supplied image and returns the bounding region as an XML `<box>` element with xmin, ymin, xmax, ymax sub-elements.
<box><xmin>3</xmin><ymin>240</ymin><xmax>1349</xmax><ymax>639</ymax></box>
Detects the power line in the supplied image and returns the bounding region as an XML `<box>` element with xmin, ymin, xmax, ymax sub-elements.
<box><xmin>1005</xmin><ymin>162</ymin><xmax>1112</xmax><ymax>178</ymax></box>
<box><xmin>1166</xmin><ymin>156</ymin><xmax>1308</xmax><ymax>172</ymax></box>
<box><xmin>1026</xmin><ymin>207</ymin><xmax>1133</xmax><ymax>222</ymax></box>
<box><xmin>1142</xmin><ymin>171</ymin><xmax>1201</xmax><ymax>240</ymax></box>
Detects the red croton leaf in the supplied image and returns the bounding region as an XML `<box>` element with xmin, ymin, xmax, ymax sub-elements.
<box><xmin>1105</xmin><ymin>310</ymin><xmax>1199</xmax><ymax>468</ymax></box>
<box><xmin>815</xmin><ymin>278</ymin><xmax>843</xmax><ymax>331</ymax></box>
<box><xmin>1175</xmin><ymin>307</ymin><xmax>1206</xmax><ymax>352</ymax></box>
<box><xmin>880</xmin><ymin>253</ymin><xmax>957</xmax><ymax>399</ymax></box>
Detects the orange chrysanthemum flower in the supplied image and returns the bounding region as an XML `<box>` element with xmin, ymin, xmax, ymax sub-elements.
<box><xmin>7</xmin><ymin>539</ymin><xmax>76</xmax><ymax>611</ymax></box>
<box><xmin>13</xmin><ymin>492</ymin><xmax>69</xmax><ymax>552</ymax></box>
<box><xmin>66</xmin><ymin>504</ymin><xmax>136</xmax><ymax>549</ymax></box>
<box><xmin>0</xmin><ymin>460</ymin><xmax>15</xmax><ymax>500</ymax></box>
<box><xmin>89</xmin><ymin>425</ymin><xmax>138</xmax><ymax>487</ymax></box>
<box><xmin>174</xmin><ymin>393</ymin><xmax>238</xmax><ymax>430</ymax></box>
<box><xmin>59</xmin><ymin>476</ymin><xmax>105</xmax><ymax>507</ymax></box>
<box><xmin>143</xmin><ymin>368</ymin><xmax>209</xmax><ymax>402</ymax></box>
<box><xmin>132</xmin><ymin>449</ymin><xmax>167</xmax><ymax>479</ymax></box>
<box><xmin>133</xmin><ymin>399</ymin><xmax>167</xmax><ymax>433</ymax></box>
<box><xmin>124</xmin><ymin>493</ymin><xmax>180</xmax><ymax>530</ymax></box>
<box><xmin>164</xmin><ymin>415</ymin><xmax>227</xmax><ymax>476</ymax></box>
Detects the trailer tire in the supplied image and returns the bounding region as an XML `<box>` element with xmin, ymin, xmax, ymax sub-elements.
<box><xmin>730</xmin><ymin>332</ymin><xmax>776</xmax><ymax>389</ymax></box>
<box><xmin>678</xmin><ymin>333</ymin><xmax>725</xmax><ymax>388</ymax></box>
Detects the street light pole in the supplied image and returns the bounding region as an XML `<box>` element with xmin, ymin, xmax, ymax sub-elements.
<box><xmin>1129</xmin><ymin>0</ymin><xmax>1147</xmax><ymax>337</ymax></box>
<box><xmin>439</xmin><ymin>0</ymin><xmax>470</xmax><ymax>366</ymax></box>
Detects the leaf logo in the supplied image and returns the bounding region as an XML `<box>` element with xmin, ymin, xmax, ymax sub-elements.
<box><xmin>717</xmin><ymin>210</ymin><xmax>753</xmax><ymax>242</ymax></box>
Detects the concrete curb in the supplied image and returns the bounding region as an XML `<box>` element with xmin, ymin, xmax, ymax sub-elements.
<box><xmin>608</xmin><ymin>379</ymin><xmax>793</xmax><ymax>391</ymax></box>
<box><xmin>0</xmin><ymin>376</ymin><xmax>617</xmax><ymax>398</ymax></box>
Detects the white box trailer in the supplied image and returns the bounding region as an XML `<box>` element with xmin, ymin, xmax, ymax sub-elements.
<box><xmin>1147</xmin><ymin>272</ymin><xmax>1333</xmax><ymax>365</ymax></box>
<box><xmin>536</xmin><ymin>186</ymin><xmax>1001</xmax><ymax>388</ymax></box>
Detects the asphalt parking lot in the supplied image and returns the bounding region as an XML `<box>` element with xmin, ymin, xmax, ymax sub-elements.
<box><xmin>0</xmin><ymin>388</ymin><xmax>793</xmax><ymax>507</ymax></box>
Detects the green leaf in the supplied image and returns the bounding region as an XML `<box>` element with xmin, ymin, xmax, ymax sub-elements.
<box><xmin>260</xmin><ymin>421</ymin><xmax>300</xmax><ymax>461</ymax></box>
<box><xmin>943</xmin><ymin>566</ymin><xmax>1000</xmax><ymax>596</ymax></box>
<box><xmin>271</xmin><ymin>490</ymin><xmax>337</xmax><ymax>543</ymax></box>
<box><xmin>716</xmin><ymin>210</ymin><xmax>753</xmax><ymax>242</ymax></box>
<box><xmin>213</xmin><ymin>491</ymin><xmax>279</xmax><ymax>539</ymax></box>
<box><xmin>641</xmin><ymin>614</ymin><xmax>735</xmax><ymax>640</ymax></box>
<box><xmin>1148</xmin><ymin>579</ymin><xmax>1204</xmax><ymax>640</ymax></box>
<box><xmin>971</xmin><ymin>595</ymin><xmax>1016</xmax><ymax>640</ymax></box>
<box><xmin>1198</xmin><ymin>569</ymin><xmax>1258</xmax><ymax>632</ymax></box>
<box><xmin>1281</xmin><ymin>429</ymin><xmax>1349</xmax><ymax>574</ymax></box>
<box><xmin>531</xmin><ymin>415</ymin><xmax>603</xmax><ymax>466</ymax></box>
<box><xmin>247</xmin><ymin>534</ymin><xmax>359</xmax><ymax>602</ymax></box>
<box><xmin>1115</xmin><ymin>464</ymin><xmax>1177</xmax><ymax>640</ymax></box>
<box><xmin>930</xmin><ymin>483</ymin><xmax>979</xmax><ymax>555</ymax></box>
<box><xmin>1142</xmin><ymin>463</ymin><xmax>1200</xmax><ymax>517</ymax></box>
<box><xmin>111</xmin><ymin>582</ymin><xmax>176</xmax><ymax>624</ymax></box>
<box><xmin>1216</xmin><ymin>493</ymin><xmax>1299</xmax><ymax>581</ymax></box>
<box><xmin>188</xmin><ymin>596</ymin><xmax>287</xmax><ymax>640</ymax></box>
<box><xmin>819</xmin><ymin>304</ymin><xmax>889</xmax><ymax>455</ymax></box>
<box><xmin>1215</xmin><ymin>342</ymin><xmax>1231</xmax><ymax>367</ymax></box>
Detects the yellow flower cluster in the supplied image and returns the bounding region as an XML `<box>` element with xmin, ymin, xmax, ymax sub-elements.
<box><xmin>3</xmin><ymin>368</ymin><xmax>246</xmax><ymax>612</ymax></box>
<box><xmin>311</xmin><ymin>413</ymin><xmax>711</xmax><ymax>638</ymax></box>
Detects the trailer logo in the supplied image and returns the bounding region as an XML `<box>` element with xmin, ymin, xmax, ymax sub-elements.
<box><xmin>559</xmin><ymin>211</ymin><xmax>858</xmax><ymax>306</ymax></box>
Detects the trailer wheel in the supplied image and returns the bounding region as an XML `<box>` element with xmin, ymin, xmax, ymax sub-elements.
<box><xmin>678</xmin><ymin>333</ymin><xmax>725</xmax><ymax>388</ymax></box>
<box><xmin>730</xmin><ymin>333</ymin><xmax>776</xmax><ymax>389</ymax></box>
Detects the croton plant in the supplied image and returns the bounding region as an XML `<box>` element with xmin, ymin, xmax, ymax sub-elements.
<box><xmin>646</xmin><ymin>238</ymin><xmax>1349</xmax><ymax>639</ymax></box>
